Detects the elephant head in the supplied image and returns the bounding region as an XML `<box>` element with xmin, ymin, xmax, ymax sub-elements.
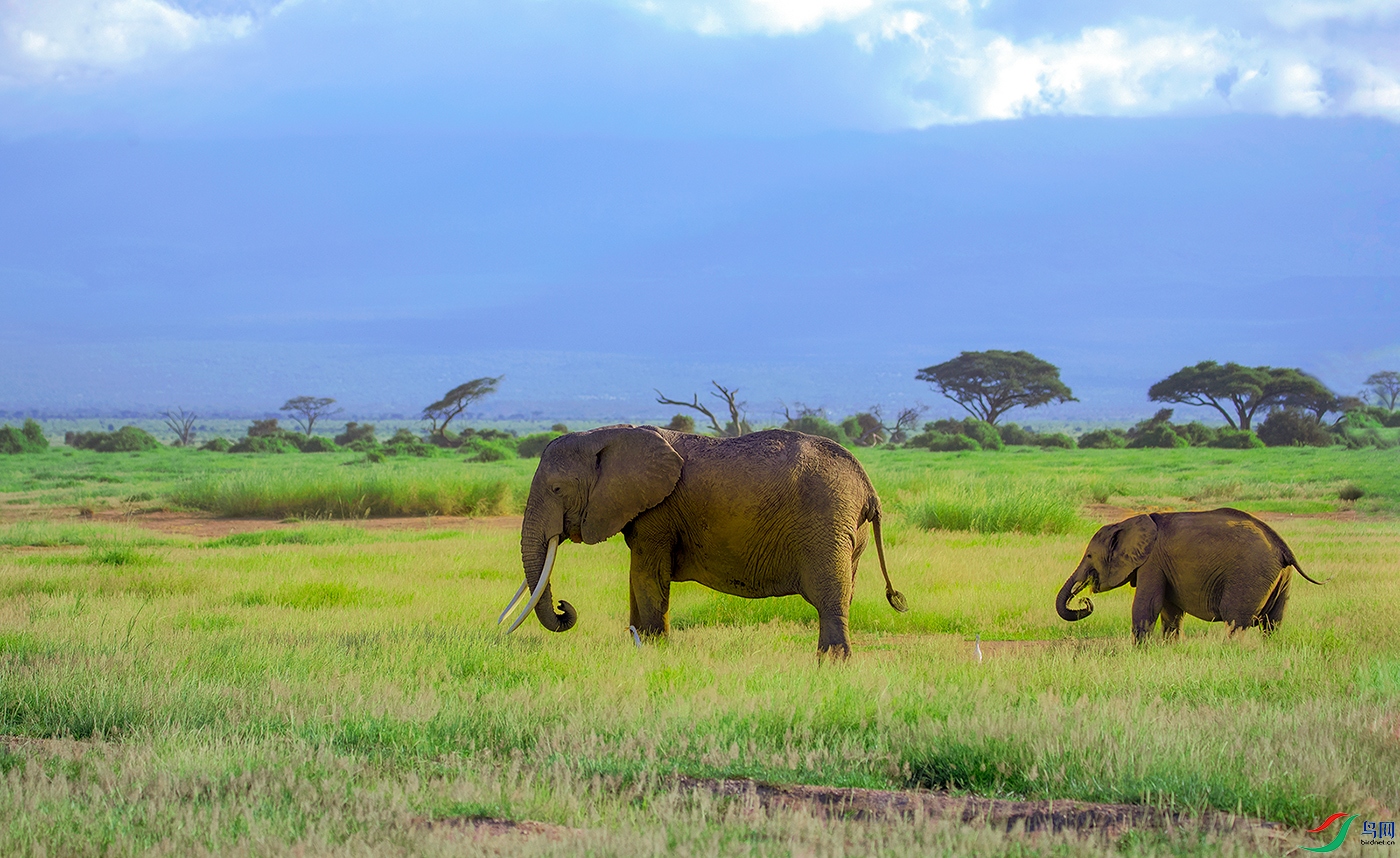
<box><xmin>1056</xmin><ymin>514</ymin><xmax>1158</xmax><ymax>622</ymax></box>
<box><xmin>499</xmin><ymin>425</ymin><xmax>683</xmax><ymax>634</ymax></box>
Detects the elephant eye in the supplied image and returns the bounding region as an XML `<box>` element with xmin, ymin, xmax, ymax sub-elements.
<box><xmin>550</xmin><ymin>485</ymin><xmax>562</xmax><ymax>494</ymax></box>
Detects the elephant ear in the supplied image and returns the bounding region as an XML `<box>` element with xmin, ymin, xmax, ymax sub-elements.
<box><xmin>580</xmin><ymin>426</ymin><xmax>683</xmax><ymax>544</ymax></box>
<box><xmin>1103</xmin><ymin>514</ymin><xmax>1158</xmax><ymax>588</ymax></box>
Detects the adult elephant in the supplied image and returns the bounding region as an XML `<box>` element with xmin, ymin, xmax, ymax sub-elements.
<box><xmin>1056</xmin><ymin>508</ymin><xmax>1320</xmax><ymax>641</ymax></box>
<box><xmin>497</xmin><ymin>426</ymin><xmax>908</xmax><ymax>657</ymax></box>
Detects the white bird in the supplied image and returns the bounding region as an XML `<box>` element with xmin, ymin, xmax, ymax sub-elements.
<box><xmin>975</xmin><ymin>633</ymin><xmax>983</xmax><ymax>663</ymax></box>
<box><xmin>629</xmin><ymin>625</ymin><xmax>644</xmax><ymax>648</ymax></box>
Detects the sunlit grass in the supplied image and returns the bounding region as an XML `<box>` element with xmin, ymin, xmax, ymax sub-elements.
<box><xmin>170</xmin><ymin>468</ymin><xmax>524</xmax><ymax>518</ymax></box>
<box><xmin>0</xmin><ymin>446</ymin><xmax>1397</xmax><ymax>854</ymax></box>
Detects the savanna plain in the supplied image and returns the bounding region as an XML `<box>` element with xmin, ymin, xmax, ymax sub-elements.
<box><xmin>0</xmin><ymin>445</ymin><xmax>1397</xmax><ymax>856</ymax></box>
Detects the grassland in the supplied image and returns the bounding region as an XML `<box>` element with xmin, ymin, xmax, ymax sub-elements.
<box><xmin>0</xmin><ymin>445</ymin><xmax>1396</xmax><ymax>855</ymax></box>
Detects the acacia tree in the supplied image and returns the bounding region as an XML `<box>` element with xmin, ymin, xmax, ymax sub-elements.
<box><xmin>915</xmin><ymin>351</ymin><xmax>1075</xmax><ymax>425</ymax></box>
<box><xmin>656</xmin><ymin>382</ymin><xmax>749</xmax><ymax>436</ymax></box>
<box><xmin>873</xmin><ymin>404</ymin><xmax>927</xmax><ymax>445</ymax></box>
<box><xmin>1148</xmin><ymin>362</ymin><xmax>1333</xmax><ymax>431</ymax></box>
<box><xmin>161</xmin><ymin>408</ymin><xmax>198</xmax><ymax>447</ymax></box>
<box><xmin>1366</xmin><ymin>371</ymin><xmax>1400</xmax><ymax>410</ymax></box>
<box><xmin>423</xmin><ymin>376</ymin><xmax>503</xmax><ymax>437</ymax></box>
<box><xmin>280</xmin><ymin>396</ymin><xmax>342</xmax><ymax>436</ymax></box>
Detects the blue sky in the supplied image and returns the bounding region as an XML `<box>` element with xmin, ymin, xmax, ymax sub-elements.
<box><xmin>2</xmin><ymin>0</ymin><xmax>1398</xmax><ymax>425</ymax></box>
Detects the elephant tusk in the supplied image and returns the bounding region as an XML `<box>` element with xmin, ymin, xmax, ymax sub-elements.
<box><xmin>496</xmin><ymin>580</ymin><xmax>528</xmax><ymax>626</ymax></box>
<box><xmin>506</xmin><ymin>536</ymin><xmax>559</xmax><ymax>635</ymax></box>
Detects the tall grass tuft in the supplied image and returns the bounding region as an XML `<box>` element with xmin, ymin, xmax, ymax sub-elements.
<box><xmin>896</xmin><ymin>479</ymin><xmax>1087</xmax><ymax>535</ymax></box>
<box><xmin>171</xmin><ymin>470</ymin><xmax>521</xmax><ymax>518</ymax></box>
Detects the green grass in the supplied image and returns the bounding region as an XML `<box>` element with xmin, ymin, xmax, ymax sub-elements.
<box><xmin>0</xmin><ymin>445</ymin><xmax>1396</xmax><ymax>855</ymax></box>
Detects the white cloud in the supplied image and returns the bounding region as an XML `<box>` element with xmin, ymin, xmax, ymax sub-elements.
<box><xmin>630</xmin><ymin>0</ymin><xmax>1400</xmax><ymax>124</ymax></box>
<box><xmin>2</xmin><ymin>0</ymin><xmax>258</xmax><ymax>81</ymax></box>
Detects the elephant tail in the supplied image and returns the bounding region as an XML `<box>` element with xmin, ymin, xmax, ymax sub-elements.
<box><xmin>867</xmin><ymin>498</ymin><xmax>908</xmax><ymax>613</ymax></box>
<box><xmin>1257</xmin><ymin>517</ymin><xmax>1324</xmax><ymax>585</ymax></box>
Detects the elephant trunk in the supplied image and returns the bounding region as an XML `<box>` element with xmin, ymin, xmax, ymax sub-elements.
<box><xmin>508</xmin><ymin>485</ymin><xmax>576</xmax><ymax>634</ymax></box>
<box><xmin>1056</xmin><ymin>565</ymin><xmax>1094</xmax><ymax>622</ymax></box>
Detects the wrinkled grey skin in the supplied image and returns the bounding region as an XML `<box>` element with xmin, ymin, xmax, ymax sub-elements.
<box><xmin>513</xmin><ymin>426</ymin><xmax>907</xmax><ymax>657</ymax></box>
<box><xmin>1056</xmin><ymin>507</ymin><xmax>1320</xmax><ymax>641</ymax></box>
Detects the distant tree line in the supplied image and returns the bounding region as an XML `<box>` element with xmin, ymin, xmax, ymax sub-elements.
<box><xmin>4</xmin><ymin>357</ymin><xmax>1398</xmax><ymax>456</ymax></box>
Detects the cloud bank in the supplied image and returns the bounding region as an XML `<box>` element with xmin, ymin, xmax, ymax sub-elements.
<box><xmin>627</xmin><ymin>0</ymin><xmax>1400</xmax><ymax>123</ymax></box>
<box><xmin>0</xmin><ymin>0</ymin><xmax>1397</xmax><ymax>125</ymax></box>
<box><xmin>0</xmin><ymin>0</ymin><xmax>264</xmax><ymax>83</ymax></box>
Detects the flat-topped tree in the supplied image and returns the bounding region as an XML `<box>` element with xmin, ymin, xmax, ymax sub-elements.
<box><xmin>423</xmin><ymin>376</ymin><xmax>503</xmax><ymax>438</ymax></box>
<box><xmin>1365</xmin><ymin>371</ymin><xmax>1400</xmax><ymax>410</ymax></box>
<box><xmin>1148</xmin><ymin>362</ymin><xmax>1333</xmax><ymax>431</ymax></box>
<box><xmin>916</xmin><ymin>350</ymin><xmax>1075</xmax><ymax>426</ymax></box>
<box><xmin>280</xmin><ymin>396</ymin><xmax>342</xmax><ymax>436</ymax></box>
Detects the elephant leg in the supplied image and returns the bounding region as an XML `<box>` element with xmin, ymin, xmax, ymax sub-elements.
<box><xmin>803</xmin><ymin>549</ymin><xmax>855</xmax><ymax>660</ymax></box>
<box><xmin>628</xmin><ymin>542</ymin><xmax>672</xmax><ymax>638</ymax></box>
<box><xmin>1160</xmin><ymin>600</ymin><xmax>1185</xmax><ymax>641</ymax></box>
<box><xmin>1130</xmin><ymin>566</ymin><xmax>1167</xmax><ymax>643</ymax></box>
<box><xmin>1254</xmin><ymin>570</ymin><xmax>1291</xmax><ymax>636</ymax></box>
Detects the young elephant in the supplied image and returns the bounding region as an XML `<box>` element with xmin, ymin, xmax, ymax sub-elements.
<box><xmin>1056</xmin><ymin>508</ymin><xmax>1320</xmax><ymax>641</ymax></box>
<box><xmin>497</xmin><ymin>426</ymin><xmax>908</xmax><ymax>657</ymax></box>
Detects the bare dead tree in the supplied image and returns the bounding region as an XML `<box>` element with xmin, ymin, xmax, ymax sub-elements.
<box><xmin>873</xmin><ymin>404</ymin><xmax>927</xmax><ymax>445</ymax></box>
<box><xmin>280</xmin><ymin>396</ymin><xmax>344</xmax><ymax>436</ymax></box>
<box><xmin>161</xmin><ymin>408</ymin><xmax>198</xmax><ymax>447</ymax></box>
<box><xmin>656</xmin><ymin>381</ymin><xmax>750</xmax><ymax>437</ymax></box>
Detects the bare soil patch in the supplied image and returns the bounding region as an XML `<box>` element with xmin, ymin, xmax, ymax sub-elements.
<box><xmin>413</xmin><ymin>815</ymin><xmax>579</xmax><ymax>846</ymax></box>
<box><xmin>29</xmin><ymin>509</ymin><xmax>524</xmax><ymax>539</ymax></box>
<box><xmin>676</xmin><ymin>777</ymin><xmax>1289</xmax><ymax>842</ymax></box>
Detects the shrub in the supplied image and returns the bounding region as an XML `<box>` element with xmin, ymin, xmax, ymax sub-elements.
<box><xmin>996</xmin><ymin>423</ymin><xmax>1038</xmax><ymax>446</ymax></box>
<box><xmin>1128</xmin><ymin>424</ymin><xmax>1190</xmax><ymax>449</ymax></box>
<box><xmin>228</xmin><ymin>435</ymin><xmax>299</xmax><ymax>454</ymax></box>
<box><xmin>1207</xmin><ymin>429</ymin><xmax>1265</xmax><ymax>449</ymax></box>
<box><xmin>1338</xmin><ymin>483</ymin><xmax>1365</xmax><ymax>502</ymax></box>
<box><xmin>1077</xmin><ymin>428</ymin><xmax>1127</xmax><ymax>449</ymax></box>
<box><xmin>334</xmin><ymin>422</ymin><xmax>376</xmax><ymax>446</ymax></box>
<box><xmin>199</xmin><ymin>438</ymin><xmax>232</xmax><ymax>452</ymax></box>
<box><xmin>0</xmin><ymin>419</ymin><xmax>48</xmax><ymax>454</ymax></box>
<box><xmin>550</xmin><ymin>423</ymin><xmax>569</xmax><ymax>433</ymax></box>
<box><xmin>517</xmin><ymin>432</ymin><xmax>562</xmax><ymax>458</ymax></box>
<box><xmin>383</xmin><ymin>429</ymin><xmax>438</xmax><ymax>458</ymax></box>
<box><xmin>297</xmin><ymin>436</ymin><xmax>340</xmax><ymax>453</ymax></box>
<box><xmin>1257</xmin><ymin>409</ymin><xmax>1336</xmax><ymax>447</ymax></box>
<box><xmin>66</xmin><ymin>426</ymin><xmax>160</xmax><ymax>453</ymax></box>
<box><xmin>1177</xmin><ymin>422</ymin><xmax>1218</xmax><ymax>447</ymax></box>
<box><xmin>462</xmin><ymin>437</ymin><xmax>516</xmax><ymax>462</ymax></box>
<box><xmin>1033</xmin><ymin>432</ymin><xmax>1075</xmax><ymax>449</ymax></box>
<box><xmin>921</xmin><ymin>432</ymin><xmax>981</xmax><ymax>452</ymax></box>
<box><xmin>247</xmin><ymin>419</ymin><xmax>282</xmax><ymax>437</ymax></box>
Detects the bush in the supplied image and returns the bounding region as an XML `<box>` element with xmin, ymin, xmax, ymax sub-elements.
<box><xmin>996</xmin><ymin>423</ymin><xmax>1038</xmax><ymax>446</ymax></box>
<box><xmin>1177</xmin><ymin>422</ymin><xmax>1218</xmax><ymax>447</ymax></box>
<box><xmin>229</xmin><ymin>435</ymin><xmax>300</xmax><ymax>454</ymax></box>
<box><xmin>383</xmin><ymin>429</ymin><xmax>438</xmax><ymax>458</ymax></box>
<box><xmin>462</xmin><ymin>437</ymin><xmax>516</xmax><ymax>462</ymax></box>
<box><xmin>911</xmin><ymin>418</ymin><xmax>1001</xmax><ymax>451</ymax></box>
<box><xmin>518</xmin><ymin>432</ymin><xmax>563</xmax><ymax>458</ymax></box>
<box><xmin>0</xmin><ymin>419</ymin><xmax>48</xmax><ymax>454</ymax></box>
<box><xmin>1077</xmin><ymin>429</ymin><xmax>1127</xmax><ymax>449</ymax></box>
<box><xmin>66</xmin><ymin>426</ymin><xmax>161</xmax><ymax>453</ymax></box>
<box><xmin>297</xmin><ymin>436</ymin><xmax>340</xmax><ymax>453</ymax></box>
<box><xmin>784</xmin><ymin>415</ymin><xmax>849</xmax><ymax>445</ymax></box>
<box><xmin>334</xmin><ymin>422</ymin><xmax>376</xmax><ymax>446</ymax></box>
<box><xmin>1338</xmin><ymin>483</ymin><xmax>1365</xmax><ymax>501</ymax></box>
<box><xmin>199</xmin><ymin>438</ymin><xmax>232</xmax><ymax>452</ymax></box>
<box><xmin>1207</xmin><ymin>429</ymin><xmax>1265</xmax><ymax>449</ymax></box>
<box><xmin>247</xmin><ymin>419</ymin><xmax>282</xmax><ymax>437</ymax></box>
<box><xmin>1033</xmin><ymin>432</ymin><xmax>1075</xmax><ymax>449</ymax></box>
<box><xmin>1128</xmin><ymin>424</ymin><xmax>1190</xmax><ymax>449</ymax></box>
<box><xmin>920</xmin><ymin>432</ymin><xmax>981</xmax><ymax>452</ymax></box>
<box><xmin>1257</xmin><ymin>409</ymin><xmax>1336</xmax><ymax>447</ymax></box>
